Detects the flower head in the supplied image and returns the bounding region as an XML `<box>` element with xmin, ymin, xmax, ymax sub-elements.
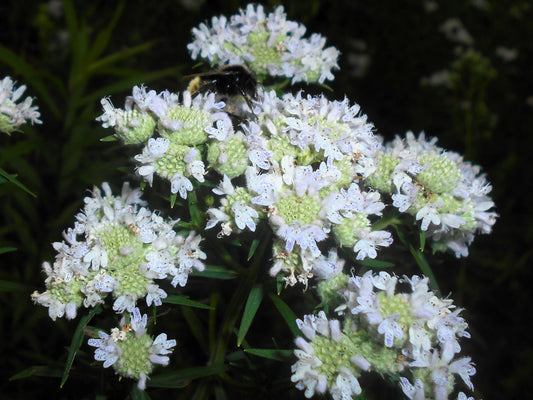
<box><xmin>205</xmin><ymin>90</ymin><xmax>390</xmax><ymax>286</ymax></box>
<box><xmin>98</xmin><ymin>87</ymin><xmax>231</xmax><ymax>199</ymax></box>
<box><xmin>291</xmin><ymin>311</ymin><xmax>401</xmax><ymax>399</ymax></box>
<box><xmin>32</xmin><ymin>182</ymin><xmax>205</xmax><ymax>320</ymax></box>
<box><xmin>187</xmin><ymin>5</ymin><xmax>340</xmax><ymax>84</ymax></box>
<box><xmin>88</xmin><ymin>307</ymin><xmax>176</xmax><ymax>390</ymax></box>
<box><xmin>291</xmin><ymin>271</ymin><xmax>477</xmax><ymax>399</ymax></box>
<box><xmin>0</xmin><ymin>76</ymin><xmax>42</xmax><ymax>134</ymax></box>
<box><xmin>366</xmin><ymin>131</ymin><xmax>497</xmax><ymax>257</ymax></box>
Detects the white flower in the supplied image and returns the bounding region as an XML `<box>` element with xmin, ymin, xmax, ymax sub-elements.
<box><xmin>170</xmin><ymin>173</ymin><xmax>194</xmax><ymax>199</ymax></box>
<box><xmin>330</xmin><ymin>367</ymin><xmax>362</xmax><ymax>399</ymax></box>
<box><xmin>439</xmin><ymin>18</ymin><xmax>474</xmax><ymax>45</ymax></box>
<box><xmin>232</xmin><ymin>201</ymin><xmax>258</xmax><ymax>231</ymax></box>
<box><xmin>377</xmin><ymin>315</ymin><xmax>404</xmax><ymax>347</ymax></box>
<box><xmin>1</xmin><ymin>76</ymin><xmax>42</xmax><ymax>133</ymax></box>
<box><xmin>353</xmin><ymin>230</ymin><xmax>393</xmax><ymax>260</ymax></box>
<box><xmin>368</xmin><ymin>131</ymin><xmax>497</xmax><ymax>257</ymax></box>
<box><xmin>145</xmin><ymin>283</ymin><xmax>167</xmax><ymax>307</ymax></box>
<box><xmin>399</xmin><ymin>377</ymin><xmax>426</xmax><ymax>400</ymax></box>
<box><xmin>416</xmin><ymin>203</ymin><xmax>442</xmax><ymax>231</ymax></box>
<box><xmin>88</xmin><ymin>330</ymin><xmax>121</xmax><ymax>368</ymax></box>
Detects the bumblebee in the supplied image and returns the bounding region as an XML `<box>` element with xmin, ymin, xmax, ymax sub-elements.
<box><xmin>185</xmin><ymin>65</ymin><xmax>258</xmax><ymax>115</ymax></box>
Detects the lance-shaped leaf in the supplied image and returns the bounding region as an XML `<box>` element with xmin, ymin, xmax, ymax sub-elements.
<box><xmin>60</xmin><ymin>305</ymin><xmax>102</xmax><ymax>388</ymax></box>
<box><xmin>237</xmin><ymin>285</ymin><xmax>263</xmax><ymax>346</ymax></box>
<box><xmin>244</xmin><ymin>348</ymin><xmax>292</xmax><ymax>361</ymax></box>
<box><xmin>268</xmin><ymin>293</ymin><xmax>299</xmax><ymax>337</ymax></box>
<box><xmin>148</xmin><ymin>365</ymin><xmax>228</xmax><ymax>388</ymax></box>
<box><xmin>163</xmin><ymin>295</ymin><xmax>213</xmax><ymax>310</ymax></box>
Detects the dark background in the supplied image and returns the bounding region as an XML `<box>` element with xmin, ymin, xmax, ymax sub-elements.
<box><xmin>1</xmin><ymin>0</ymin><xmax>532</xmax><ymax>399</ymax></box>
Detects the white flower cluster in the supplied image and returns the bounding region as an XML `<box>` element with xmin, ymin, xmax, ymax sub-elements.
<box><xmin>32</xmin><ymin>182</ymin><xmax>205</xmax><ymax>320</ymax></box>
<box><xmin>97</xmin><ymin>86</ymin><xmax>231</xmax><ymax>198</ymax></box>
<box><xmin>291</xmin><ymin>270</ymin><xmax>477</xmax><ymax>400</ymax></box>
<box><xmin>187</xmin><ymin>4</ymin><xmax>340</xmax><ymax>84</ymax></box>
<box><xmin>366</xmin><ymin>131</ymin><xmax>497</xmax><ymax>257</ymax></box>
<box><xmin>291</xmin><ymin>311</ymin><xmax>366</xmax><ymax>400</ymax></box>
<box><xmin>205</xmin><ymin>91</ymin><xmax>392</xmax><ymax>286</ymax></box>
<box><xmin>88</xmin><ymin>307</ymin><xmax>176</xmax><ymax>390</ymax></box>
<box><xmin>98</xmin><ymin>85</ymin><xmax>392</xmax><ymax>287</ymax></box>
<box><xmin>0</xmin><ymin>76</ymin><xmax>42</xmax><ymax>134</ymax></box>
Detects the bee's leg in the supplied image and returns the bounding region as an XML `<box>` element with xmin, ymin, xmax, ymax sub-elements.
<box><xmin>225</xmin><ymin>111</ymin><xmax>248</xmax><ymax>127</ymax></box>
<box><xmin>240</xmin><ymin>91</ymin><xmax>255</xmax><ymax>114</ymax></box>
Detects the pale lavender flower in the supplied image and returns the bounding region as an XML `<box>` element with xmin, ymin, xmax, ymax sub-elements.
<box><xmin>0</xmin><ymin>76</ymin><xmax>42</xmax><ymax>134</ymax></box>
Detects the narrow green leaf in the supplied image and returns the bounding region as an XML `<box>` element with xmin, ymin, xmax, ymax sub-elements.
<box><xmin>226</xmin><ymin>349</ymin><xmax>246</xmax><ymax>362</ymax></box>
<box><xmin>190</xmin><ymin>265</ymin><xmax>238</xmax><ymax>280</ymax></box>
<box><xmin>247</xmin><ymin>239</ymin><xmax>260</xmax><ymax>261</ymax></box>
<box><xmin>409</xmin><ymin>245</ymin><xmax>440</xmax><ymax>292</ymax></box>
<box><xmin>10</xmin><ymin>365</ymin><xmax>63</xmax><ymax>380</ymax></box>
<box><xmin>268</xmin><ymin>293</ymin><xmax>299</xmax><ymax>337</ymax></box>
<box><xmin>148</xmin><ymin>365</ymin><xmax>228</xmax><ymax>388</ymax></box>
<box><xmin>68</xmin><ymin>23</ymin><xmax>90</xmax><ymax>90</ymax></box>
<box><xmin>170</xmin><ymin>193</ymin><xmax>177</xmax><ymax>208</ymax></box>
<box><xmin>163</xmin><ymin>295</ymin><xmax>213</xmax><ymax>310</ymax></box>
<box><xmin>237</xmin><ymin>285</ymin><xmax>263</xmax><ymax>346</ymax></box>
<box><xmin>214</xmin><ymin>385</ymin><xmax>229</xmax><ymax>400</ymax></box>
<box><xmin>87</xmin><ymin>1</ymin><xmax>125</xmax><ymax>62</ymax></box>
<box><xmin>320</xmin><ymin>83</ymin><xmax>334</xmax><ymax>92</ymax></box>
<box><xmin>99</xmin><ymin>135</ymin><xmax>118</xmax><ymax>142</ymax></box>
<box><xmin>181</xmin><ymin>306</ymin><xmax>208</xmax><ymax>354</ymax></box>
<box><xmin>0</xmin><ymin>168</ymin><xmax>36</xmax><ymax>197</ymax></box>
<box><xmin>357</xmin><ymin>259</ymin><xmax>395</xmax><ymax>269</ymax></box>
<box><xmin>60</xmin><ymin>305</ymin><xmax>102</xmax><ymax>388</ymax></box>
<box><xmin>0</xmin><ymin>247</ymin><xmax>17</xmax><ymax>255</ymax></box>
<box><xmin>244</xmin><ymin>348</ymin><xmax>292</xmax><ymax>361</ymax></box>
<box><xmin>393</xmin><ymin>225</ymin><xmax>408</xmax><ymax>247</ymax></box>
<box><xmin>188</xmin><ymin>191</ymin><xmax>203</xmax><ymax>229</ymax></box>
<box><xmin>0</xmin><ymin>280</ymin><xmax>28</xmax><ymax>293</ymax></box>
<box><xmin>419</xmin><ymin>231</ymin><xmax>426</xmax><ymax>252</ymax></box>
<box><xmin>80</xmin><ymin>67</ymin><xmax>182</xmax><ymax>107</ymax></box>
<box><xmin>87</xmin><ymin>41</ymin><xmax>158</xmax><ymax>75</ymax></box>
<box><xmin>62</xmin><ymin>0</ymin><xmax>78</xmax><ymax>38</ymax></box>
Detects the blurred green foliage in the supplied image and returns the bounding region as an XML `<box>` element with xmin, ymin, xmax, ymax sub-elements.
<box><xmin>1</xmin><ymin>1</ymin><xmax>532</xmax><ymax>399</ymax></box>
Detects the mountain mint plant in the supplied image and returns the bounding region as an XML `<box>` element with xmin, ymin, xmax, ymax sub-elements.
<box><xmin>31</xmin><ymin>4</ymin><xmax>496</xmax><ymax>398</ymax></box>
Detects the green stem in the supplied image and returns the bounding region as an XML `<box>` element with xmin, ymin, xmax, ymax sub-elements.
<box><xmin>193</xmin><ymin>229</ymin><xmax>272</xmax><ymax>400</ymax></box>
<box><xmin>393</xmin><ymin>225</ymin><xmax>440</xmax><ymax>292</ymax></box>
<box><xmin>409</xmin><ymin>245</ymin><xmax>440</xmax><ymax>293</ymax></box>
